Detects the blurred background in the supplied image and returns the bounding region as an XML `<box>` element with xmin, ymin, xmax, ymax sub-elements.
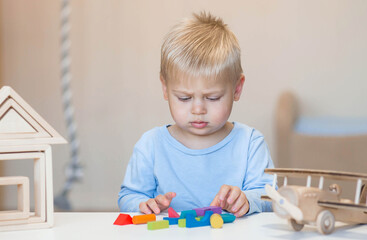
<box><xmin>0</xmin><ymin>0</ymin><xmax>366</xmax><ymax>211</ymax></box>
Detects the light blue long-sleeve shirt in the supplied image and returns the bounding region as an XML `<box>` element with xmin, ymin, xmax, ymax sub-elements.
<box><xmin>118</xmin><ymin>122</ymin><xmax>274</xmax><ymax>215</ymax></box>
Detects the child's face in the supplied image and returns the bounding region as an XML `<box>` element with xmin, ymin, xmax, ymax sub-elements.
<box><xmin>161</xmin><ymin>74</ymin><xmax>244</xmax><ymax>138</ymax></box>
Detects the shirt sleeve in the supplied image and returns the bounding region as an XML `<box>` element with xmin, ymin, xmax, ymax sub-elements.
<box><xmin>118</xmin><ymin>135</ymin><xmax>157</xmax><ymax>212</ymax></box>
<box><xmin>242</xmin><ymin>129</ymin><xmax>275</xmax><ymax>215</ymax></box>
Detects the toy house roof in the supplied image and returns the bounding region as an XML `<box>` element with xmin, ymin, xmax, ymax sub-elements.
<box><xmin>0</xmin><ymin>86</ymin><xmax>67</xmax><ymax>146</ymax></box>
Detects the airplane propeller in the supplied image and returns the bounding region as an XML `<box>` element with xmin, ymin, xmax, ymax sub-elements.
<box><xmin>265</xmin><ymin>184</ymin><xmax>304</xmax><ymax>222</ymax></box>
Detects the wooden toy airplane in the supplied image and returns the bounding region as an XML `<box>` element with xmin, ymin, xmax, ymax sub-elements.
<box><xmin>261</xmin><ymin>168</ymin><xmax>367</xmax><ymax>235</ymax></box>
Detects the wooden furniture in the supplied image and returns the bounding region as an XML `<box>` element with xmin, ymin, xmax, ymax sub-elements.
<box><xmin>275</xmin><ymin>91</ymin><xmax>367</xmax><ymax>198</ymax></box>
<box><xmin>0</xmin><ymin>212</ymin><xmax>366</xmax><ymax>239</ymax></box>
<box><xmin>276</xmin><ymin>91</ymin><xmax>367</xmax><ymax>170</ymax></box>
<box><xmin>0</xmin><ymin>86</ymin><xmax>66</xmax><ymax>231</ymax></box>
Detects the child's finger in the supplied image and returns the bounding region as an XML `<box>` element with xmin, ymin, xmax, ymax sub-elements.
<box><xmin>217</xmin><ymin>185</ymin><xmax>231</xmax><ymax>201</ymax></box>
<box><xmin>164</xmin><ymin>192</ymin><xmax>176</xmax><ymax>202</ymax></box>
<box><xmin>210</xmin><ymin>194</ymin><xmax>220</xmax><ymax>206</ymax></box>
<box><xmin>227</xmin><ymin>186</ymin><xmax>241</xmax><ymax>205</ymax></box>
<box><xmin>234</xmin><ymin>201</ymin><xmax>249</xmax><ymax>217</ymax></box>
<box><xmin>157</xmin><ymin>192</ymin><xmax>177</xmax><ymax>210</ymax></box>
<box><xmin>146</xmin><ymin>198</ymin><xmax>161</xmax><ymax>214</ymax></box>
<box><xmin>155</xmin><ymin>194</ymin><xmax>170</xmax><ymax>207</ymax></box>
<box><xmin>139</xmin><ymin>201</ymin><xmax>152</xmax><ymax>214</ymax></box>
<box><xmin>230</xmin><ymin>192</ymin><xmax>246</xmax><ymax>213</ymax></box>
<box><xmin>217</xmin><ymin>185</ymin><xmax>231</xmax><ymax>208</ymax></box>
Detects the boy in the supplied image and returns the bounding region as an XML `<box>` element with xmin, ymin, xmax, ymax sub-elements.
<box><xmin>118</xmin><ymin>12</ymin><xmax>274</xmax><ymax>217</ymax></box>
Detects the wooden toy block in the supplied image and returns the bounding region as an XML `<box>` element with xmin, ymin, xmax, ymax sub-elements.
<box><xmin>113</xmin><ymin>213</ymin><xmax>133</xmax><ymax>225</ymax></box>
<box><xmin>0</xmin><ymin>86</ymin><xmax>67</xmax><ymax>145</ymax></box>
<box><xmin>168</xmin><ymin>207</ymin><xmax>180</xmax><ymax>218</ymax></box>
<box><xmin>186</xmin><ymin>210</ymin><xmax>213</xmax><ymax>228</ymax></box>
<box><xmin>0</xmin><ymin>176</ymin><xmax>30</xmax><ymax>221</ymax></box>
<box><xmin>178</xmin><ymin>218</ymin><xmax>186</xmax><ymax>228</ymax></box>
<box><xmin>0</xmin><ymin>86</ymin><xmax>66</xmax><ymax>231</ymax></box>
<box><xmin>147</xmin><ymin>220</ymin><xmax>169</xmax><ymax>230</ymax></box>
<box><xmin>179</xmin><ymin>210</ymin><xmax>197</xmax><ymax>219</ymax></box>
<box><xmin>194</xmin><ymin>206</ymin><xmax>222</xmax><ymax>216</ymax></box>
<box><xmin>210</xmin><ymin>214</ymin><xmax>223</xmax><ymax>228</ymax></box>
<box><xmin>132</xmin><ymin>214</ymin><xmax>156</xmax><ymax>224</ymax></box>
<box><xmin>0</xmin><ymin>151</ymin><xmax>46</xmax><ymax>224</ymax></box>
<box><xmin>221</xmin><ymin>214</ymin><xmax>236</xmax><ymax>223</ymax></box>
<box><xmin>0</xmin><ymin>147</ymin><xmax>53</xmax><ymax>231</ymax></box>
<box><xmin>163</xmin><ymin>217</ymin><xmax>179</xmax><ymax>225</ymax></box>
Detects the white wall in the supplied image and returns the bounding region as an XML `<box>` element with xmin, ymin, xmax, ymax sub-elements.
<box><xmin>1</xmin><ymin>0</ymin><xmax>366</xmax><ymax>211</ymax></box>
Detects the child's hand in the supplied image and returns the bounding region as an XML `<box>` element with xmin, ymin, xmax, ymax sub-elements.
<box><xmin>210</xmin><ymin>185</ymin><xmax>249</xmax><ymax>217</ymax></box>
<box><xmin>139</xmin><ymin>192</ymin><xmax>176</xmax><ymax>214</ymax></box>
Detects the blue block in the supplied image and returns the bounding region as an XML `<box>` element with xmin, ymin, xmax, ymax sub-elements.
<box><xmin>163</xmin><ymin>217</ymin><xmax>179</xmax><ymax>225</ymax></box>
<box><xmin>186</xmin><ymin>211</ymin><xmax>213</xmax><ymax>228</ymax></box>
<box><xmin>180</xmin><ymin>210</ymin><xmax>197</xmax><ymax>219</ymax></box>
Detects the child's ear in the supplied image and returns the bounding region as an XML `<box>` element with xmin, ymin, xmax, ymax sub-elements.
<box><xmin>234</xmin><ymin>74</ymin><xmax>245</xmax><ymax>101</ymax></box>
<box><xmin>160</xmin><ymin>75</ymin><xmax>168</xmax><ymax>100</ymax></box>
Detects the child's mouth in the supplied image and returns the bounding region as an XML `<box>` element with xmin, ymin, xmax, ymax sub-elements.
<box><xmin>190</xmin><ymin>121</ymin><xmax>208</xmax><ymax>129</ymax></box>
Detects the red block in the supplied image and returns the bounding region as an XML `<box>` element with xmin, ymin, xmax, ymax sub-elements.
<box><xmin>168</xmin><ymin>207</ymin><xmax>180</xmax><ymax>218</ymax></box>
<box><xmin>114</xmin><ymin>213</ymin><xmax>133</xmax><ymax>225</ymax></box>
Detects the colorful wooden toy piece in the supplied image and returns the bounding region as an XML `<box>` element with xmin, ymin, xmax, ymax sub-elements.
<box><xmin>210</xmin><ymin>214</ymin><xmax>223</xmax><ymax>228</ymax></box>
<box><xmin>168</xmin><ymin>207</ymin><xmax>180</xmax><ymax>218</ymax></box>
<box><xmin>147</xmin><ymin>220</ymin><xmax>169</xmax><ymax>230</ymax></box>
<box><xmin>113</xmin><ymin>213</ymin><xmax>133</xmax><ymax>225</ymax></box>
<box><xmin>178</xmin><ymin>218</ymin><xmax>186</xmax><ymax>228</ymax></box>
<box><xmin>194</xmin><ymin>206</ymin><xmax>222</xmax><ymax>216</ymax></box>
<box><xmin>221</xmin><ymin>214</ymin><xmax>236</xmax><ymax>223</ymax></box>
<box><xmin>132</xmin><ymin>214</ymin><xmax>156</xmax><ymax>224</ymax></box>
<box><xmin>186</xmin><ymin>210</ymin><xmax>213</xmax><ymax>228</ymax></box>
<box><xmin>180</xmin><ymin>210</ymin><xmax>197</xmax><ymax>218</ymax></box>
<box><xmin>163</xmin><ymin>217</ymin><xmax>179</xmax><ymax>225</ymax></box>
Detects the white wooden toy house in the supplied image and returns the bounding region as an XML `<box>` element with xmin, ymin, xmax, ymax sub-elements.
<box><xmin>0</xmin><ymin>86</ymin><xmax>66</xmax><ymax>231</ymax></box>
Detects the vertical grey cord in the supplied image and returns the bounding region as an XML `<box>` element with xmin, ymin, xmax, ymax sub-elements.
<box><xmin>54</xmin><ymin>0</ymin><xmax>83</xmax><ymax>211</ymax></box>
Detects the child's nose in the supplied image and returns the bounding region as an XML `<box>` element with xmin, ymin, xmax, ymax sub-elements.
<box><xmin>191</xmin><ymin>100</ymin><xmax>206</xmax><ymax>115</ymax></box>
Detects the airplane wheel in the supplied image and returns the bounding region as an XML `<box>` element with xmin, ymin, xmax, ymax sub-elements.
<box><xmin>288</xmin><ymin>218</ymin><xmax>304</xmax><ymax>231</ymax></box>
<box><xmin>316</xmin><ymin>210</ymin><xmax>335</xmax><ymax>235</ymax></box>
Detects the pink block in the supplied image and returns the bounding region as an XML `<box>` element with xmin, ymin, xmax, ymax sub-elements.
<box><xmin>168</xmin><ymin>207</ymin><xmax>180</xmax><ymax>218</ymax></box>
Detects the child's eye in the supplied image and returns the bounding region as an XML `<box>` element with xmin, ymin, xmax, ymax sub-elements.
<box><xmin>207</xmin><ymin>97</ymin><xmax>220</xmax><ymax>101</ymax></box>
<box><xmin>178</xmin><ymin>96</ymin><xmax>191</xmax><ymax>101</ymax></box>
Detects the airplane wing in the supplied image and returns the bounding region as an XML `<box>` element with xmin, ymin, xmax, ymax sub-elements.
<box><xmin>265</xmin><ymin>168</ymin><xmax>367</xmax><ymax>181</ymax></box>
<box><xmin>318</xmin><ymin>200</ymin><xmax>367</xmax><ymax>212</ymax></box>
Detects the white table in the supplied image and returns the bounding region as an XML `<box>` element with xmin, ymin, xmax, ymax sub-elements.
<box><xmin>0</xmin><ymin>212</ymin><xmax>366</xmax><ymax>240</ymax></box>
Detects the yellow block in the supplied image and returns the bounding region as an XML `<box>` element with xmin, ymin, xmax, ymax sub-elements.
<box><xmin>210</xmin><ymin>214</ymin><xmax>223</xmax><ymax>229</ymax></box>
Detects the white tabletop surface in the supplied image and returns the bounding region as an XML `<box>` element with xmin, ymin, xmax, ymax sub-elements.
<box><xmin>0</xmin><ymin>212</ymin><xmax>366</xmax><ymax>240</ymax></box>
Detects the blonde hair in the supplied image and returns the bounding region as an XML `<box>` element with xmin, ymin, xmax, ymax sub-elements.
<box><xmin>160</xmin><ymin>12</ymin><xmax>243</xmax><ymax>84</ymax></box>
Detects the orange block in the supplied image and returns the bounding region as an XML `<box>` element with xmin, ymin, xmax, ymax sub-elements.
<box><xmin>132</xmin><ymin>214</ymin><xmax>156</xmax><ymax>224</ymax></box>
